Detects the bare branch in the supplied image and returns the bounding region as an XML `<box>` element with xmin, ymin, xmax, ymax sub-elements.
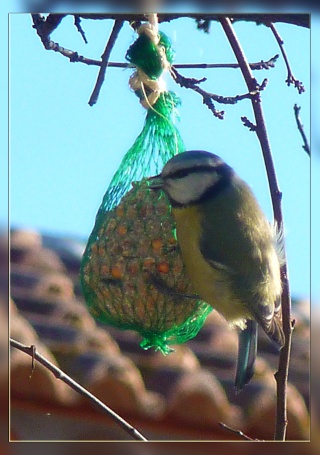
<box><xmin>249</xmin><ymin>54</ymin><xmax>279</xmax><ymax>70</ymax></box>
<box><xmin>30</xmin><ymin>21</ymin><xmax>280</xmax><ymax>75</ymax></box>
<box><xmin>32</xmin><ymin>13</ymin><xmax>66</xmax><ymax>49</ymax></box>
<box><xmin>70</xmin><ymin>53</ymin><xmax>102</xmax><ymax>66</ymax></box>
<box><xmin>74</xmin><ymin>15</ymin><xmax>88</xmax><ymax>44</ymax></box>
<box><xmin>10</xmin><ymin>338</ymin><xmax>148</xmax><ymax>442</ymax></box>
<box><xmin>294</xmin><ymin>104</ymin><xmax>310</xmax><ymax>156</ymax></box>
<box><xmin>30</xmin><ymin>15</ymin><xmax>280</xmax><ymax>75</ymax></box>
<box><xmin>172</xmin><ymin>67</ymin><xmax>263</xmax><ymax>119</ymax></box>
<box><xmin>171</xmin><ymin>68</ymin><xmax>224</xmax><ymax>118</ymax></box>
<box><xmin>32</xmin><ymin>13</ymin><xmax>89</xmax><ymax>62</ymax></box>
<box><xmin>220</xmin><ymin>17</ymin><xmax>293</xmax><ymax>442</ymax></box>
<box><xmin>77</xmin><ymin>13</ymin><xmax>310</xmax><ymax>29</ymax></box>
<box><xmin>241</xmin><ymin>116</ymin><xmax>257</xmax><ymax>131</ymax></box>
<box><xmin>88</xmin><ymin>19</ymin><xmax>124</xmax><ymax>106</ymax></box>
<box><xmin>268</xmin><ymin>23</ymin><xmax>305</xmax><ymax>94</ymax></box>
<box><xmin>108</xmin><ymin>56</ymin><xmax>278</xmax><ymax>70</ymax></box>
<box><xmin>30</xmin><ymin>344</ymin><xmax>36</xmax><ymax>378</ymax></box>
<box><xmin>219</xmin><ymin>422</ymin><xmax>260</xmax><ymax>441</ymax></box>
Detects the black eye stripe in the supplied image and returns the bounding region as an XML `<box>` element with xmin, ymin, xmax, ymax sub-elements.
<box><xmin>166</xmin><ymin>163</ymin><xmax>230</xmax><ymax>180</ymax></box>
<box><xmin>168</xmin><ymin>165</ymin><xmax>217</xmax><ymax>179</ymax></box>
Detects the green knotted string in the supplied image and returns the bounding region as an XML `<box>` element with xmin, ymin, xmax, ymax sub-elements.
<box><xmin>126</xmin><ymin>31</ymin><xmax>175</xmax><ymax>79</ymax></box>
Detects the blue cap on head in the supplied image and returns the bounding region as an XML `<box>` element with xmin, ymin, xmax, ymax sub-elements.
<box><xmin>162</xmin><ymin>150</ymin><xmax>228</xmax><ymax>178</ymax></box>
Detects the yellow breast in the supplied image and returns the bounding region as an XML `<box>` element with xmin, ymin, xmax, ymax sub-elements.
<box><xmin>172</xmin><ymin>205</ymin><xmax>250</xmax><ymax>328</ymax></box>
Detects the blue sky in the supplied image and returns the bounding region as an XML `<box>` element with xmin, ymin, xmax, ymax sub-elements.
<box><xmin>3</xmin><ymin>11</ymin><xmax>316</xmax><ymax>303</ymax></box>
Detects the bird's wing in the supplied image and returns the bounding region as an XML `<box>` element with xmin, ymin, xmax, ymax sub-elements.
<box><xmin>200</xmin><ymin>240</ymin><xmax>285</xmax><ymax>348</ymax></box>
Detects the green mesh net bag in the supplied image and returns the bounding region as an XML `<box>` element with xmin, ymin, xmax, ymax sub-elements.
<box><xmin>80</xmin><ymin>18</ymin><xmax>212</xmax><ymax>354</ymax></box>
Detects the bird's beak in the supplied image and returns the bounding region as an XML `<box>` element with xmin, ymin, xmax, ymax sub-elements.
<box><xmin>148</xmin><ymin>174</ymin><xmax>164</xmax><ymax>190</ymax></box>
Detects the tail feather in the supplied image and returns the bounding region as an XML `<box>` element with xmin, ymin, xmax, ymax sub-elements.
<box><xmin>235</xmin><ymin>320</ymin><xmax>258</xmax><ymax>393</ymax></box>
<box><xmin>267</xmin><ymin>315</ymin><xmax>285</xmax><ymax>348</ymax></box>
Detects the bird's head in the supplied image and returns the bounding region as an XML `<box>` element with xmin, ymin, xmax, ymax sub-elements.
<box><xmin>148</xmin><ymin>150</ymin><xmax>234</xmax><ymax>207</ymax></box>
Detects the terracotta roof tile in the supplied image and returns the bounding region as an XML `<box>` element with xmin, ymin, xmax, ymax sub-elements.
<box><xmin>10</xmin><ymin>229</ymin><xmax>42</xmax><ymax>250</ymax></box>
<box><xmin>244</xmin><ymin>383</ymin><xmax>310</xmax><ymax>440</ymax></box>
<box><xmin>10</xmin><ymin>302</ymin><xmax>77</xmax><ymax>406</ymax></box>
<box><xmin>79</xmin><ymin>353</ymin><xmax>165</xmax><ymax>418</ymax></box>
<box><xmin>165</xmin><ymin>369</ymin><xmax>243</xmax><ymax>429</ymax></box>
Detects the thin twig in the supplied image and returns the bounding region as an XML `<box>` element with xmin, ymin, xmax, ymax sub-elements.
<box><xmin>268</xmin><ymin>23</ymin><xmax>305</xmax><ymax>94</ymax></box>
<box><xmin>106</xmin><ymin>56</ymin><xmax>278</xmax><ymax>70</ymax></box>
<box><xmin>293</xmin><ymin>104</ymin><xmax>310</xmax><ymax>156</ymax></box>
<box><xmin>219</xmin><ymin>422</ymin><xmax>259</xmax><ymax>441</ymax></box>
<box><xmin>69</xmin><ymin>54</ymin><xmax>103</xmax><ymax>66</ymax></box>
<box><xmin>74</xmin><ymin>15</ymin><xmax>88</xmax><ymax>44</ymax></box>
<box><xmin>172</xmin><ymin>67</ymin><xmax>260</xmax><ymax>119</ymax></box>
<box><xmin>220</xmin><ymin>17</ymin><xmax>293</xmax><ymax>442</ymax></box>
<box><xmin>172</xmin><ymin>67</ymin><xmax>223</xmax><ymax>118</ymax></box>
<box><xmin>171</xmin><ymin>68</ymin><xmax>269</xmax><ymax>119</ymax></box>
<box><xmin>29</xmin><ymin>344</ymin><xmax>36</xmax><ymax>378</ymax></box>
<box><xmin>241</xmin><ymin>116</ymin><xmax>257</xmax><ymax>131</ymax></box>
<box><xmin>9</xmin><ymin>338</ymin><xmax>148</xmax><ymax>442</ymax></box>
<box><xmin>88</xmin><ymin>19</ymin><xmax>124</xmax><ymax>106</ymax></box>
<box><xmin>38</xmin><ymin>56</ymin><xmax>279</xmax><ymax>70</ymax></box>
<box><xmin>174</xmin><ymin>55</ymin><xmax>279</xmax><ymax>70</ymax></box>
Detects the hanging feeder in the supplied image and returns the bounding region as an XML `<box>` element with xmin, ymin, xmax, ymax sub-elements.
<box><xmin>80</xmin><ymin>15</ymin><xmax>212</xmax><ymax>354</ymax></box>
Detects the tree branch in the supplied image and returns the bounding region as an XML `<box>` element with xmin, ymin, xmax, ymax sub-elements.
<box><xmin>219</xmin><ymin>422</ymin><xmax>260</xmax><ymax>441</ymax></box>
<box><xmin>241</xmin><ymin>116</ymin><xmax>257</xmax><ymax>131</ymax></box>
<box><xmin>268</xmin><ymin>22</ymin><xmax>305</xmax><ymax>94</ymax></box>
<box><xmin>31</xmin><ymin>13</ymin><xmax>66</xmax><ymax>48</ymax></box>
<box><xmin>293</xmin><ymin>104</ymin><xmax>310</xmax><ymax>156</ymax></box>
<box><xmin>108</xmin><ymin>55</ymin><xmax>279</xmax><ymax>70</ymax></box>
<box><xmin>74</xmin><ymin>15</ymin><xmax>88</xmax><ymax>44</ymax></box>
<box><xmin>77</xmin><ymin>13</ymin><xmax>310</xmax><ymax>28</ymax></box>
<box><xmin>171</xmin><ymin>68</ymin><xmax>222</xmax><ymax>118</ymax></box>
<box><xmin>172</xmin><ymin>68</ymin><xmax>270</xmax><ymax>119</ymax></box>
<box><xmin>10</xmin><ymin>338</ymin><xmax>148</xmax><ymax>442</ymax></box>
<box><xmin>88</xmin><ymin>19</ymin><xmax>124</xmax><ymax>106</ymax></box>
<box><xmin>219</xmin><ymin>17</ymin><xmax>293</xmax><ymax>442</ymax></box>
<box><xmin>30</xmin><ymin>18</ymin><xmax>281</xmax><ymax>75</ymax></box>
<box><xmin>171</xmin><ymin>67</ymin><xmax>268</xmax><ymax>119</ymax></box>
<box><xmin>31</xmin><ymin>12</ymin><xmax>279</xmax><ymax>113</ymax></box>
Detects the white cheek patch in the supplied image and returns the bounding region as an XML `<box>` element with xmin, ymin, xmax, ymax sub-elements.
<box><xmin>167</xmin><ymin>172</ymin><xmax>221</xmax><ymax>204</ymax></box>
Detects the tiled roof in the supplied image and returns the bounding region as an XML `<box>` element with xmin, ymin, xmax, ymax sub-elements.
<box><xmin>7</xmin><ymin>228</ymin><xmax>310</xmax><ymax>441</ymax></box>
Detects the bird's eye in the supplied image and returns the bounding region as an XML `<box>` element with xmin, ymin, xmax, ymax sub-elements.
<box><xmin>169</xmin><ymin>165</ymin><xmax>213</xmax><ymax>180</ymax></box>
<box><xmin>170</xmin><ymin>169</ymin><xmax>192</xmax><ymax>179</ymax></box>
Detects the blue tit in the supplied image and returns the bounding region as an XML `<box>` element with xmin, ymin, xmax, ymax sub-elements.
<box><xmin>149</xmin><ymin>150</ymin><xmax>285</xmax><ymax>392</ymax></box>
